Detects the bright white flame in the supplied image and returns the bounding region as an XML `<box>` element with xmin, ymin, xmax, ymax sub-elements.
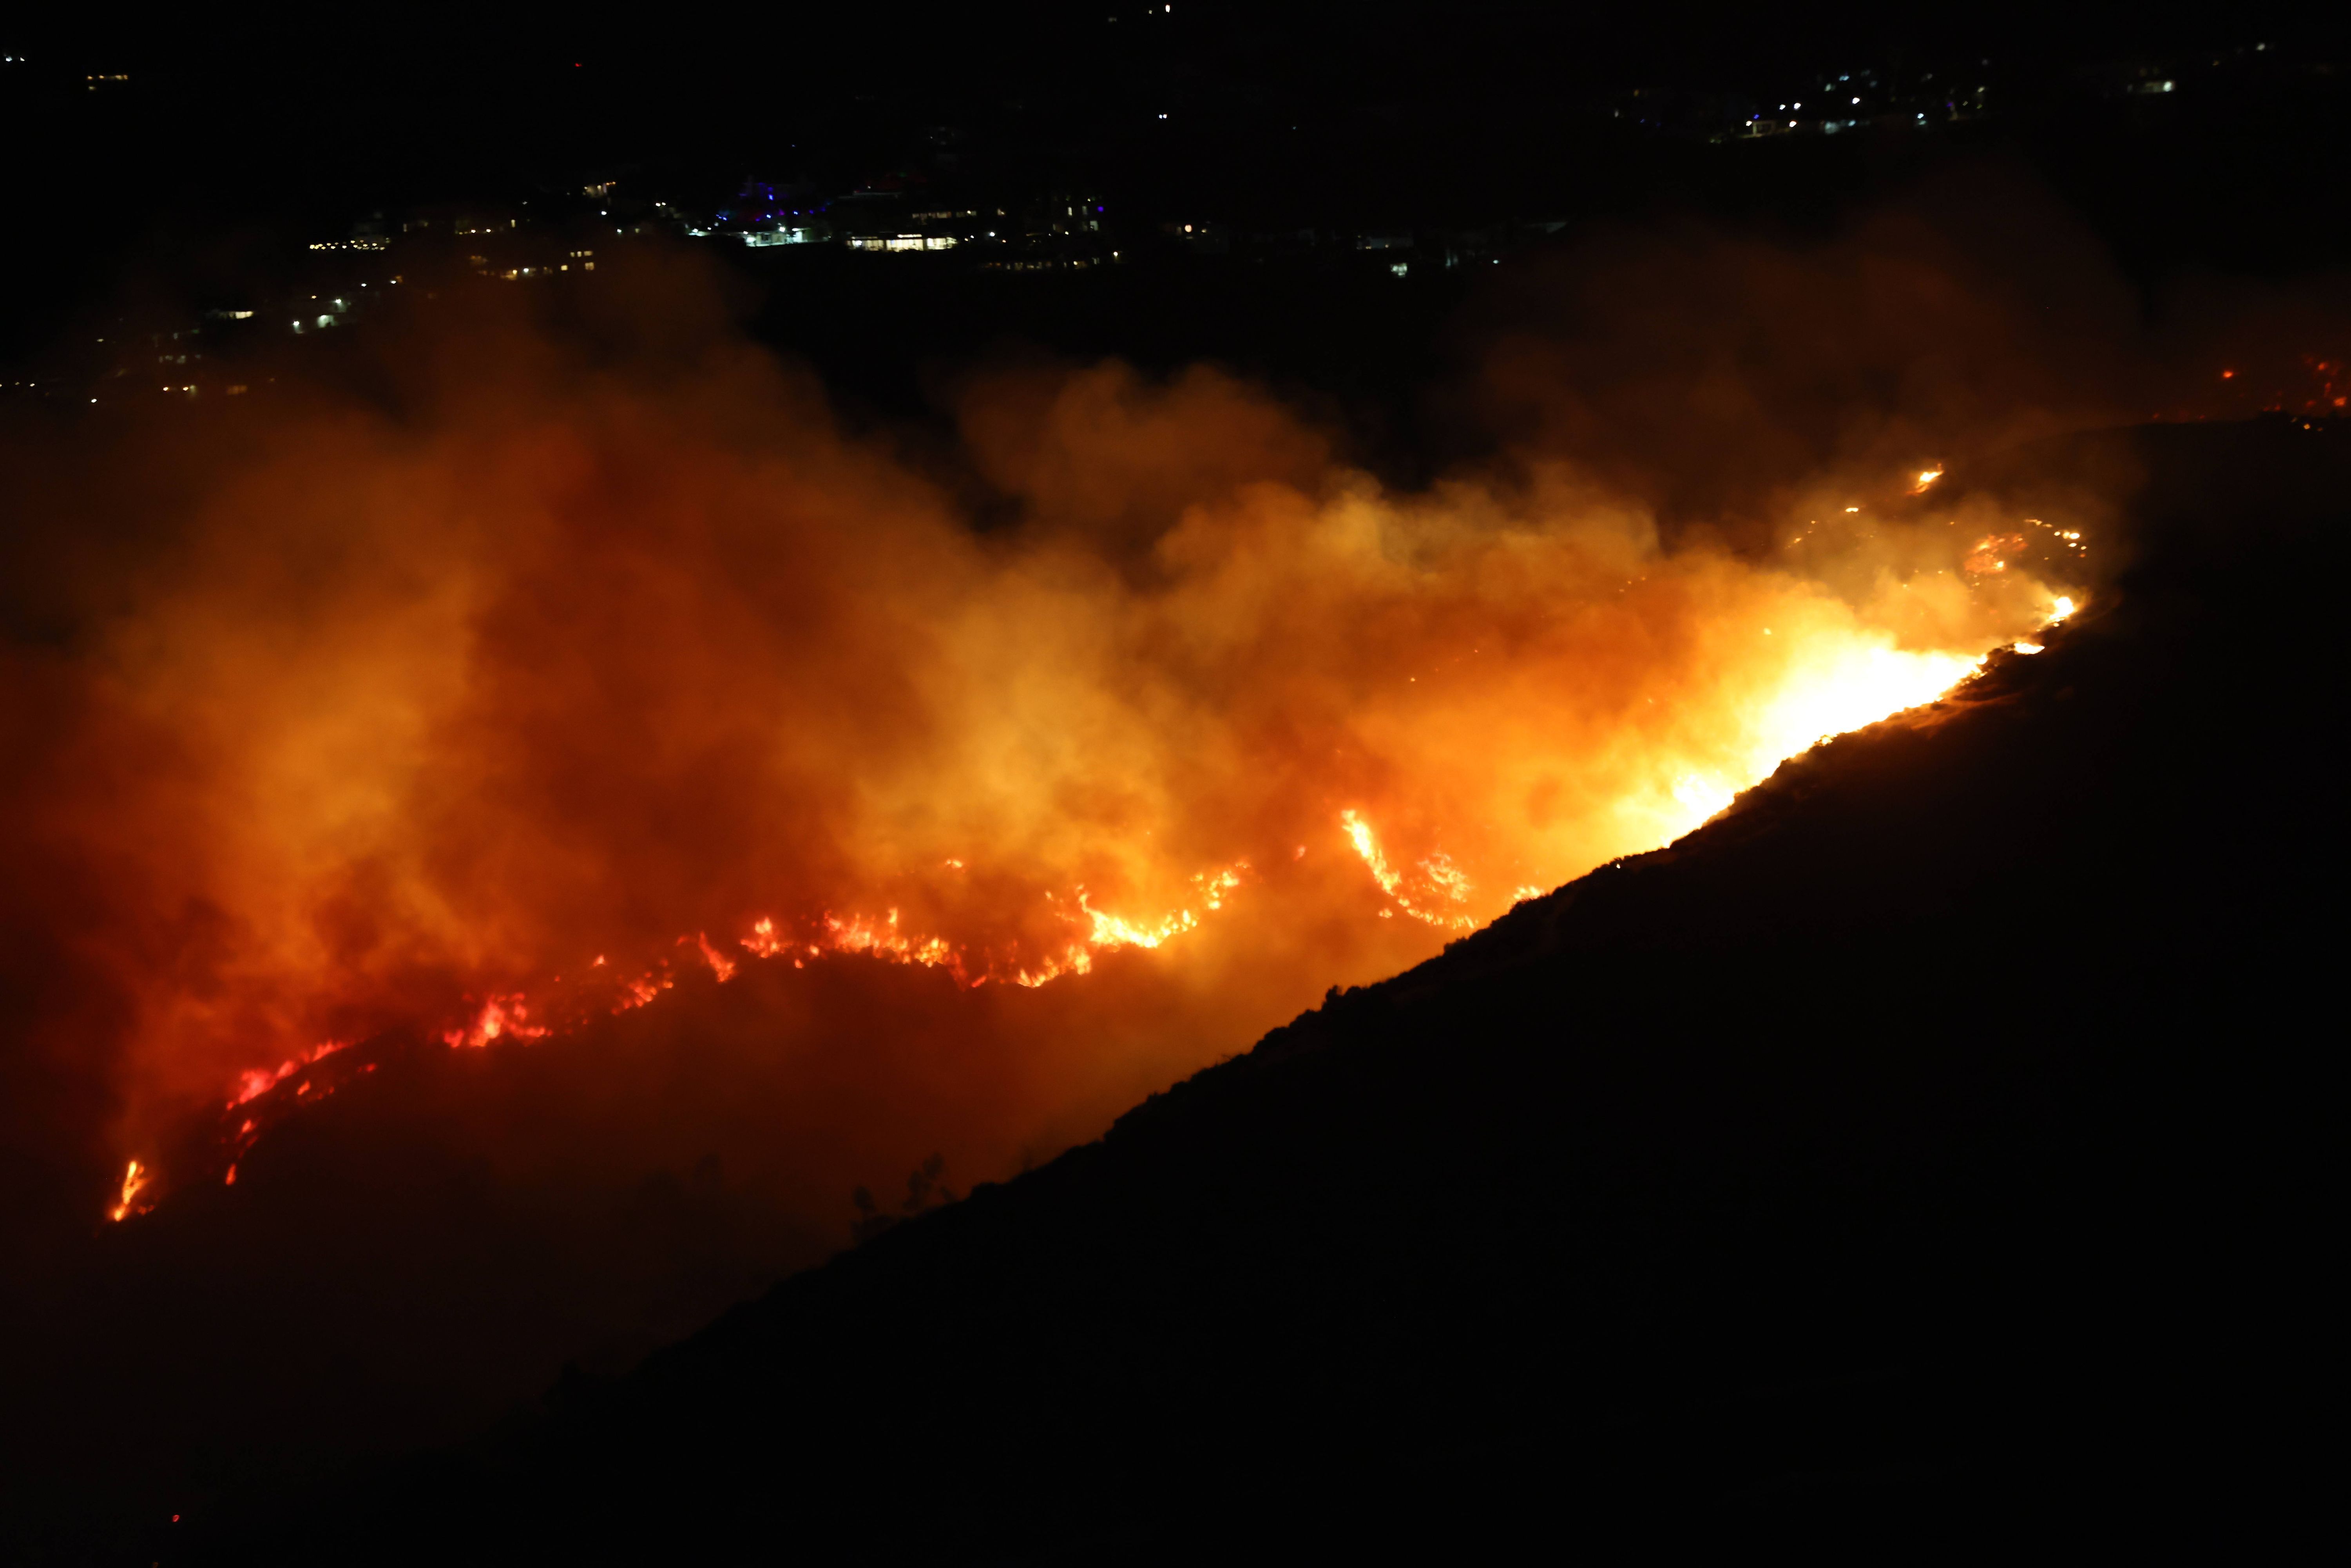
<box><xmin>1671</xmin><ymin>773</ymin><xmax>1736</xmax><ymax>823</ymax></box>
<box><xmin>109</xmin><ymin>1160</ymin><xmax>150</xmax><ymax>1222</ymax></box>
<box><xmin>1750</xmin><ymin>645</ymin><xmax>1982</xmax><ymax>766</ymax></box>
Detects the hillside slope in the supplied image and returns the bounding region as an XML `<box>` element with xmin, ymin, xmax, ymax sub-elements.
<box><xmin>195</xmin><ymin>420</ymin><xmax>2346</xmax><ymax>1561</ymax></box>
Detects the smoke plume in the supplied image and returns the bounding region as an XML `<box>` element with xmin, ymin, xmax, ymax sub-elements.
<box><xmin>2</xmin><ymin>175</ymin><xmax>2341</xmax><ymax>1535</ymax></box>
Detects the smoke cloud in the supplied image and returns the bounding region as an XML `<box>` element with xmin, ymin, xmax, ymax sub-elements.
<box><xmin>2</xmin><ymin>172</ymin><xmax>2341</xmax><ymax>1537</ymax></box>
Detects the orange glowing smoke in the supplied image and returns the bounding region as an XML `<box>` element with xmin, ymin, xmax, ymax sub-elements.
<box><xmin>13</xmin><ymin>301</ymin><xmax>2086</xmax><ymax>1216</ymax></box>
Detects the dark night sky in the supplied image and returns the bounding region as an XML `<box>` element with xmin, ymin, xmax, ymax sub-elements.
<box><xmin>8</xmin><ymin>2</ymin><xmax>2342</xmax><ymax>218</ymax></box>
<box><xmin>4</xmin><ymin>2</ymin><xmax>2344</xmax><ymax>366</ymax></box>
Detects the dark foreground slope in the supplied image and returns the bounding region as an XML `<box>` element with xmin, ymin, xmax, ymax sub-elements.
<box><xmin>197</xmin><ymin>420</ymin><xmax>2344</xmax><ymax>1562</ymax></box>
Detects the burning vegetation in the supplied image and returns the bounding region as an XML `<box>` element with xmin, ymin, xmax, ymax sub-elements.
<box><xmin>23</xmin><ymin>308</ymin><xmax>2090</xmax><ymax>1225</ymax></box>
<box><xmin>4</xmin><ymin>186</ymin><xmax>2344</xmax><ymax>1556</ymax></box>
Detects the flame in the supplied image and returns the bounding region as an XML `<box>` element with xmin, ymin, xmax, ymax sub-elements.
<box><xmin>230</xmin><ymin>1041</ymin><xmax>348</xmax><ymax>1108</ymax></box>
<box><xmin>1079</xmin><ymin>893</ymin><xmax>1196</xmax><ymax>951</ymax></box>
<box><xmin>108</xmin><ymin>1160</ymin><xmax>152</xmax><ymax>1222</ymax></box>
<box><xmin>1963</xmin><ymin>532</ymin><xmax>2028</xmax><ymax>574</ymax></box>
<box><xmin>1193</xmin><ymin>863</ymin><xmax>1247</xmax><ymax>909</ymax></box>
<box><xmin>1420</xmin><ymin>853</ymin><xmax>1472</xmax><ymax>905</ymax></box>
<box><xmin>442</xmin><ymin>994</ymin><xmax>549</xmax><ymax>1050</ymax></box>
<box><xmin>1753</xmin><ymin>643</ymin><xmax>1982</xmax><ymax>758</ymax></box>
<box><xmin>823</xmin><ymin>909</ymin><xmax>920</xmax><ymax>962</ymax></box>
<box><xmin>110</xmin><ymin>548</ymin><xmax>2079</xmax><ymax>1211</ymax></box>
<box><xmin>34</xmin><ymin>340</ymin><xmax>2095</xmax><ymax>1219</ymax></box>
<box><xmin>694</xmin><ymin>932</ymin><xmax>737</xmax><ymax>983</ymax></box>
<box><xmin>1338</xmin><ymin>810</ymin><xmax>1479</xmax><ymax>929</ymax></box>
<box><xmin>616</xmin><ymin>973</ymin><xmax>670</xmax><ymax>1010</ymax></box>
<box><xmin>1670</xmin><ymin>773</ymin><xmax>1738</xmax><ymax>824</ymax></box>
<box><xmin>1339</xmin><ymin>810</ymin><xmax>1398</xmax><ymax>897</ymax></box>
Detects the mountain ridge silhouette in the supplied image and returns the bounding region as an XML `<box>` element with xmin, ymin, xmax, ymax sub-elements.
<box><xmin>184</xmin><ymin>416</ymin><xmax>2345</xmax><ymax>1562</ymax></box>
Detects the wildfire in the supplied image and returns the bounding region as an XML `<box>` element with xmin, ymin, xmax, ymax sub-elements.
<box><xmin>232</xmin><ymin>1041</ymin><xmax>349</xmax><ymax>1107</ymax></box>
<box><xmin>442</xmin><ymin>994</ymin><xmax>548</xmax><ymax>1050</ymax></box>
<box><xmin>616</xmin><ymin>972</ymin><xmax>670</xmax><ymax>1009</ymax></box>
<box><xmin>60</xmin><ymin>345</ymin><xmax>2097</xmax><ymax>1223</ymax></box>
<box><xmin>694</xmin><ymin>932</ymin><xmax>737</xmax><ymax>983</ymax></box>
<box><xmin>1339</xmin><ymin>809</ymin><xmax>1479</xmax><ymax>929</ymax></box>
<box><xmin>1963</xmin><ymin>532</ymin><xmax>2027</xmax><ymax>574</ymax></box>
<box><xmin>1754</xmin><ymin>643</ymin><xmax>1983</xmax><ymax>757</ymax></box>
<box><xmin>101</xmin><ymin>548</ymin><xmax>2087</xmax><ymax>1217</ymax></box>
<box><xmin>1079</xmin><ymin>892</ymin><xmax>1198</xmax><ymax>951</ymax></box>
<box><xmin>1671</xmin><ymin>773</ymin><xmax>1737</xmax><ymax>824</ymax></box>
<box><xmin>1193</xmin><ymin>864</ymin><xmax>1247</xmax><ymax>909</ymax></box>
<box><xmin>109</xmin><ymin>1160</ymin><xmax>152</xmax><ymax>1223</ymax></box>
<box><xmin>96</xmin><ymin>567</ymin><xmax>2079</xmax><ymax>1215</ymax></box>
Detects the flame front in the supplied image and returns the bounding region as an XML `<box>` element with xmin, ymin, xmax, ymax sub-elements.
<box><xmin>444</xmin><ymin>995</ymin><xmax>548</xmax><ymax>1050</ymax></box>
<box><xmin>40</xmin><ymin>348</ymin><xmax>2084</xmax><ymax>1209</ymax></box>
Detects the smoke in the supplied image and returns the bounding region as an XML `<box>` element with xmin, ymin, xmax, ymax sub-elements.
<box><xmin>6</xmin><ymin>301</ymin><xmax>2052</xmax><ymax>1157</ymax></box>
<box><xmin>2</xmin><ymin>174</ymin><xmax>2342</xmax><ymax>1533</ymax></box>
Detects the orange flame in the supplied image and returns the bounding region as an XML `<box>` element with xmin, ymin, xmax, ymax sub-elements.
<box><xmin>442</xmin><ymin>994</ymin><xmax>549</xmax><ymax>1050</ymax></box>
<box><xmin>108</xmin><ymin>1160</ymin><xmax>152</xmax><ymax>1223</ymax></box>
<box><xmin>42</xmin><ymin>343</ymin><xmax>2092</xmax><ymax>1217</ymax></box>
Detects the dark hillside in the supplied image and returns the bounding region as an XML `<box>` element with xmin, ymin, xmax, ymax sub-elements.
<box><xmin>196</xmin><ymin>417</ymin><xmax>2346</xmax><ymax>1560</ymax></box>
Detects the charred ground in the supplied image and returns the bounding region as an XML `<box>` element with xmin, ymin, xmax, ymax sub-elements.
<box><xmin>175</xmin><ymin>417</ymin><xmax>2346</xmax><ymax>1559</ymax></box>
